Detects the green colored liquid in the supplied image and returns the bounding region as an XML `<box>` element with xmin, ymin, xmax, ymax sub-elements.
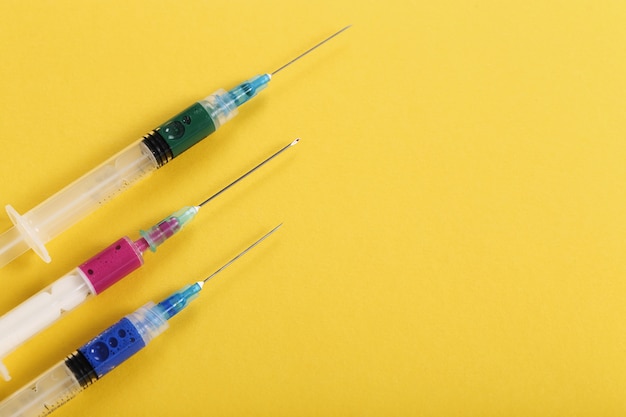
<box><xmin>156</xmin><ymin>102</ymin><xmax>216</xmax><ymax>158</ymax></box>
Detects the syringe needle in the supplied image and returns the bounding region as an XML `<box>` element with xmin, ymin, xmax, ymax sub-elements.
<box><xmin>202</xmin><ymin>224</ymin><xmax>282</xmax><ymax>284</ymax></box>
<box><xmin>0</xmin><ymin>225</ymin><xmax>283</xmax><ymax>416</ymax></box>
<box><xmin>0</xmin><ymin>26</ymin><xmax>344</xmax><ymax>268</ymax></box>
<box><xmin>136</xmin><ymin>139</ymin><xmax>296</xmax><ymax>253</ymax></box>
<box><xmin>197</xmin><ymin>139</ymin><xmax>300</xmax><ymax>208</ymax></box>
<box><xmin>154</xmin><ymin>224</ymin><xmax>282</xmax><ymax>320</ymax></box>
<box><xmin>0</xmin><ymin>138</ymin><xmax>293</xmax><ymax>380</ymax></box>
<box><xmin>270</xmin><ymin>25</ymin><xmax>352</xmax><ymax>76</ymax></box>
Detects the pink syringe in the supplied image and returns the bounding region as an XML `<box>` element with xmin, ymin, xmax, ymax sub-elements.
<box><xmin>0</xmin><ymin>138</ymin><xmax>299</xmax><ymax>381</ymax></box>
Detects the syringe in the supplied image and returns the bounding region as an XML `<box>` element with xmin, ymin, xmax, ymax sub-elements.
<box><xmin>0</xmin><ymin>224</ymin><xmax>280</xmax><ymax>417</ymax></box>
<box><xmin>0</xmin><ymin>139</ymin><xmax>297</xmax><ymax>381</ymax></box>
<box><xmin>0</xmin><ymin>26</ymin><xmax>349</xmax><ymax>268</ymax></box>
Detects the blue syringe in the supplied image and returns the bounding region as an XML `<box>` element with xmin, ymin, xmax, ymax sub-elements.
<box><xmin>0</xmin><ymin>25</ymin><xmax>349</xmax><ymax>268</ymax></box>
<box><xmin>0</xmin><ymin>224</ymin><xmax>281</xmax><ymax>417</ymax></box>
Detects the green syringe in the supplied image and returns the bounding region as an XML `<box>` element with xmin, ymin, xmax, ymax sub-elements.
<box><xmin>0</xmin><ymin>26</ymin><xmax>349</xmax><ymax>268</ymax></box>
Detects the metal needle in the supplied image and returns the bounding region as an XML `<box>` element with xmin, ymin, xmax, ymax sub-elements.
<box><xmin>197</xmin><ymin>138</ymin><xmax>300</xmax><ymax>208</ymax></box>
<box><xmin>271</xmin><ymin>25</ymin><xmax>352</xmax><ymax>76</ymax></box>
<box><xmin>201</xmin><ymin>224</ymin><xmax>282</xmax><ymax>284</ymax></box>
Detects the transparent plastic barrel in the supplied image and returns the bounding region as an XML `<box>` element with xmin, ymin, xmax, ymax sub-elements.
<box><xmin>0</xmin><ymin>141</ymin><xmax>158</xmax><ymax>267</ymax></box>
<box><xmin>0</xmin><ymin>87</ymin><xmax>242</xmax><ymax>269</ymax></box>
<box><xmin>0</xmin><ymin>304</ymin><xmax>169</xmax><ymax>416</ymax></box>
<box><xmin>0</xmin><ymin>361</ymin><xmax>83</xmax><ymax>417</ymax></box>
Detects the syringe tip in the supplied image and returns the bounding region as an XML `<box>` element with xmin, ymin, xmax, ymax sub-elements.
<box><xmin>137</xmin><ymin>206</ymin><xmax>199</xmax><ymax>253</ymax></box>
<box><xmin>290</xmin><ymin>138</ymin><xmax>301</xmax><ymax>146</ymax></box>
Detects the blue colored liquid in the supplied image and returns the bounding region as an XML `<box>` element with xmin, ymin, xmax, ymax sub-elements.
<box><xmin>78</xmin><ymin>318</ymin><xmax>145</xmax><ymax>378</ymax></box>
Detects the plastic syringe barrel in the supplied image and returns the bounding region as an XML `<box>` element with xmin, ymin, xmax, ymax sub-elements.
<box><xmin>0</xmin><ymin>237</ymin><xmax>146</xmax><ymax>382</ymax></box>
<box><xmin>0</xmin><ymin>201</ymin><xmax>202</xmax><ymax>381</ymax></box>
<box><xmin>0</xmin><ymin>302</ymin><xmax>169</xmax><ymax>417</ymax></box>
<box><xmin>0</xmin><ymin>75</ymin><xmax>271</xmax><ymax>268</ymax></box>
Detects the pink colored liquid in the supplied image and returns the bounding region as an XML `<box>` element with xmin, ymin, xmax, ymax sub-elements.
<box><xmin>79</xmin><ymin>237</ymin><xmax>144</xmax><ymax>294</ymax></box>
<box><xmin>139</xmin><ymin>217</ymin><xmax>181</xmax><ymax>252</ymax></box>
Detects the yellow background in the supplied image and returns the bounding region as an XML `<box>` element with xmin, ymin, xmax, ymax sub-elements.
<box><xmin>1</xmin><ymin>0</ymin><xmax>626</xmax><ymax>415</ymax></box>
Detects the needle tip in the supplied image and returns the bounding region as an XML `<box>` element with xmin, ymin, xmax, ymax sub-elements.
<box><xmin>196</xmin><ymin>138</ymin><xmax>299</xmax><ymax>208</ymax></box>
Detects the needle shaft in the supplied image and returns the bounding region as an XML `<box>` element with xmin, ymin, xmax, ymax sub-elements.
<box><xmin>197</xmin><ymin>139</ymin><xmax>299</xmax><ymax>208</ymax></box>
<box><xmin>202</xmin><ymin>224</ymin><xmax>282</xmax><ymax>283</ymax></box>
<box><xmin>271</xmin><ymin>25</ymin><xmax>351</xmax><ymax>76</ymax></box>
